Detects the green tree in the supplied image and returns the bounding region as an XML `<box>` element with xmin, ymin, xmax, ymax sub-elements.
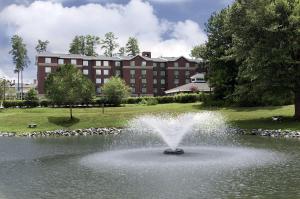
<box><xmin>101</xmin><ymin>32</ymin><xmax>119</xmax><ymax>57</ymax></box>
<box><xmin>125</xmin><ymin>37</ymin><xmax>140</xmax><ymax>56</ymax></box>
<box><xmin>25</xmin><ymin>88</ymin><xmax>38</xmax><ymax>101</ymax></box>
<box><xmin>35</xmin><ymin>40</ymin><xmax>49</xmax><ymax>53</ymax></box>
<box><xmin>191</xmin><ymin>44</ymin><xmax>207</xmax><ymax>60</ymax></box>
<box><xmin>118</xmin><ymin>47</ymin><xmax>126</xmax><ymax>56</ymax></box>
<box><xmin>230</xmin><ymin>0</ymin><xmax>300</xmax><ymax>118</ymax></box>
<box><xmin>9</xmin><ymin>35</ymin><xmax>30</xmax><ymax>100</ymax></box>
<box><xmin>69</xmin><ymin>35</ymin><xmax>86</xmax><ymax>55</ymax></box>
<box><xmin>102</xmin><ymin>77</ymin><xmax>130</xmax><ymax>106</ymax></box>
<box><xmin>45</xmin><ymin>64</ymin><xmax>95</xmax><ymax>119</ymax></box>
<box><xmin>85</xmin><ymin>35</ymin><xmax>100</xmax><ymax>56</ymax></box>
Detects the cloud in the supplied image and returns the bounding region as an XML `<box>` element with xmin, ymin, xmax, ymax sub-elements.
<box><xmin>146</xmin><ymin>0</ymin><xmax>191</xmax><ymax>3</ymax></box>
<box><xmin>0</xmin><ymin>0</ymin><xmax>207</xmax><ymax>81</ymax></box>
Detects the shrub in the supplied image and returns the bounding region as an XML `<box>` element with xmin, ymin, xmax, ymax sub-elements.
<box><xmin>146</xmin><ymin>98</ymin><xmax>158</xmax><ymax>106</ymax></box>
<box><xmin>102</xmin><ymin>77</ymin><xmax>130</xmax><ymax>106</ymax></box>
<box><xmin>40</xmin><ymin>100</ymin><xmax>49</xmax><ymax>107</ymax></box>
<box><xmin>156</xmin><ymin>96</ymin><xmax>174</xmax><ymax>104</ymax></box>
<box><xmin>174</xmin><ymin>94</ymin><xmax>198</xmax><ymax>103</ymax></box>
<box><xmin>3</xmin><ymin>100</ymin><xmax>26</xmax><ymax>108</ymax></box>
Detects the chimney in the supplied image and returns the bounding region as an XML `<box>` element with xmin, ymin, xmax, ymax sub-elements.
<box><xmin>142</xmin><ymin>51</ymin><xmax>151</xmax><ymax>58</ymax></box>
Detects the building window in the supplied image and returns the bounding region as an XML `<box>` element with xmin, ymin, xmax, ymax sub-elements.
<box><xmin>142</xmin><ymin>61</ymin><xmax>146</xmax><ymax>67</ymax></box>
<box><xmin>58</xmin><ymin>59</ymin><xmax>64</xmax><ymax>65</ymax></box>
<box><xmin>154</xmin><ymin>88</ymin><xmax>158</xmax><ymax>93</ymax></box>
<box><xmin>96</xmin><ymin>61</ymin><xmax>101</xmax><ymax>66</ymax></box>
<box><xmin>96</xmin><ymin>78</ymin><xmax>101</xmax><ymax>84</ymax></box>
<box><xmin>130</xmin><ymin>79</ymin><xmax>135</xmax><ymax>84</ymax></box>
<box><xmin>96</xmin><ymin>87</ymin><xmax>101</xmax><ymax>94</ymax></box>
<box><xmin>115</xmin><ymin>61</ymin><xmax>121</xmax><ymax>67</ymax></box>
<box><xmin>174</xmin><ymin>62</ymin><xmax>179</xmax><ymax>68</ymax></box>
<box><xmin>174</xmin><ymin>70</ymin><xmax>179</xmax><ymax>76</ymax></box>
<box><xmin>71</xmin><ymin>59</ymin><xmax>77</xmax><ymax>65</ymax></box>
<box><xmin>130</xmin><ymin>61</ymin><xmax>135</xmax><ymax>67</ymax></box>
<box><xmin>83</xmin><ymin>60</ymin><xmax>89</xmax><ymax>66</ymax></box>
<box><xmin>131</xmin><ymin>87</ymin><xmax>135</xmax><ymax>93</ymax></box>
<box><xmin>153</xmin><ymin>63</ymin><xmax>157</xmax><ymax>67</ymax></box>
<box><xmin>142</xmin><ymin>79</ymin><xmax>147</xmax><ymax>84</ymax></box>
<box><xmin>83</xmin><ymin>69</ymin><xmax>89</xmax><ymax>75</ymax></box>
<box><xmin>153</xmin><ymin>79</ymin><xmax>157</xmax><ymax>84</ymax></box>
<box><xmin>45</xmin><ymin>58</ymin><xmax>51</xmax><ymax>64</ymax></box>
<box><xmin>161</xmin><ymin>79</ymin><xmax>165</xmax><ymax>85</ymax></box>
<box><xmin>45</xmin><ymin>67</ymin><xmax>51</xmax><ymax>73</ymax></box>
<box><xmin>185</xmin><ymin>71</ymin><xmax>190</xmax><ymax>76</ymax></box>
<box><xmin>104</xmin><ymin>78</ymin><xmax>109</xmax><ymax>83</ymax></box>
<box><xmin>185</xmin><ymin>79</ymin><xmax>190</xmax><ymax>84</ymax></box>
<box><xmin>153</xmin><ymin>71</ymin><xmax>157</xmax><ymax>76</ymax></box>
<box><xmin>142</xmin><ymin>88</ymin><xmax>147</xmax><ymax>94</ymax></box>
<box><xmin>115</xmin><ymin>70</ymin><xmax>121</xmax><ymax>76</ymax></box>
<box><xmin>103</xmin><ymin>70</ymin><xmax>109</xmax><ymax>75</ymax></box>
<box><xmin>185</xmin><ymin>63</ymin><xmax>190</xmax><ymax>68</ymax></box>
<box><xmin>130</xmin><ymin>70</ymin><xmax>135</xmax><ymax>75</ymax></box>
<box><xmin>142</xmin><ymin>70</ymin><xmax>147</xmax><ymax>75</ymax></box>
<box><xmin>174</xmin><ymin>79</ymin><xmax>179</xmax><ymax>84</ymax></box>
<box><xmin>160</xmin><ymin>63</ymin><xmax>165</xmax><ymax>68</ymax></box>
<box><xmin>160</xmin><ymin>71</ymin><xmax>165</xmax><ymax>76</ymax></box>
<box><xmin>103</xmin><ymin>61</ymin><xmax>109</xmax><ymax>66</ymax></box>
<box><xmin>96</xmin><ymin>69</ymin><xmax>101</xmax><ymax>75</ymax></box>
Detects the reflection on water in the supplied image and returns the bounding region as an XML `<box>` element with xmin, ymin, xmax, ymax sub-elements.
<box><xmin>0</xmin><ymin>134</ymin><xmax>299</xmax><ymax>199</ymax></box>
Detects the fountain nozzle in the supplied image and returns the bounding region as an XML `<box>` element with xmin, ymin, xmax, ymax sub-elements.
<box><xmin>163</xmin><ymin>148</ymin><xmax>184</xmax><ymax>155</ymax></box>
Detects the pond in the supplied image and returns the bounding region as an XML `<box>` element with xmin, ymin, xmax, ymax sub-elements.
<box><xmin>0</xmin><ymin>133</ymin><xmax>299</xmax><ymax>199</ymax></box>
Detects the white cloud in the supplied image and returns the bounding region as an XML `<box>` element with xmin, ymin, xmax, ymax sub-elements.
<box><xmin>146</xmin><ymin>0</ymin><xmax>191</xmax><ymax>3</ymax></box>
<box><xmin>0</xmin><ymin>0</ymin><xmax>207</xmax><ymax>81</ymax></box>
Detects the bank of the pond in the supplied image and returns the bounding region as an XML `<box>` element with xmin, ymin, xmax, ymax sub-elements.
<box><xmin>0</xmin><ymin>103</ymin><xmax>300</xmax><ymax>134</ymax></box>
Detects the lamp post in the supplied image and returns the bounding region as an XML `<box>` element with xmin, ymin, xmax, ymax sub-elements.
<box><xmin>0</xmin><ymin>76</ymin><xmax>6</xmax><ymax>109</ymax></box>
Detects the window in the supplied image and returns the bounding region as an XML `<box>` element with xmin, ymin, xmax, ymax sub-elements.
<box><xmin>115</xmin><ymin>70</ymin><xmax>121</xmax><ymax>76</ymax></box>
<box><xmin>174</xmin><ymin>79</ymin><xmax>179</xmax><ymax>84</ymax></box>
<box><xmin>142</xmin><ymin>88</ymin><xmax>147</xmax><ymax>94</ymax></box>
<box><xmin>142</xmin><ymin>61</ymin><xmax>146</xmax><ymax>67</ymax></box>
<box><xmin>58</xmin><ymin>59</ymin><xmax>64</xmax><ymax>65</ymax></box>
<box><xmin>96</xmin><ymin>78</ymin><xmax>101</xmax><ymax>84</ymax></box>
<box><xmin>115</xmin><ymin>61</ymin><xmax>121</xmax><ymax>67</ymax></box>
<box><xmin>103</xmin><ymin>70</ymin><xmax>109</xmax><ymax>75</ymax></box>
<box><xmin>174</xmin><ymin>62</ymin><xmax>179</xmax><ymax>68</ymax></box>
<box><xmin>153</xmin><ymin>71</ymin><xmax>157</xmax><ymax>76</ymax></box>
<box><xmin>96</xmin><ymin>87</ymin><xmax>101</xmax><ymax>94</ymax></box>
<box><xmin>130</xmin><ymin>79</ymin><xmax>135</xmax><ymax>84</ymax></box>
<box><xmin>154</xmin><ymin>88</ymin><xmax>158</xmax><ymax>93</ymax></box>
<box><xmin>185</xmin><ymin>71</ymin><xmax>190</xmax><ymax>76</ymax></box>
<box><xmin>130</xmin><ymin>70</ymin><xmax>135</xmax><ymax>75</ymax></box>
<box><xmin>160</xmin><ymin>71</ymin><xmax>165</xmax><ymax>76</ymax></box>
<box><xmin>96</xmin><ymin>69</ymin><xmax>101</xmax><ymax>75</ymax></box>
<box><xmin>153</xmin><ymin>63</ymin><xmax>157</xmax><ymax>67</ymax></box>
<box><xmin>142</xmin><ymin>79</ymin><xmax>147</xmax><ymax>84</ymax></box>
<box><xmin>161</xmin><ymin>79</ymin><xmax>165</xmax><ymax>85</ymax></box>
<box><xmin>71</xmin><ymin>59</ymin><xmax>77</xmax><ymax>65</ymax></box>
<box><xmin>83</xmin><ymin>60</ymin><xmax>89</xmax><ymax>66</ymax></box>
<box><xmin>45</xmin><ymin>58</ymin><xmax>51</xmax><ymax>64</ymax></box>
<box><xmin>45</xmin><ymin>67</ymin><xmax>51</xmax><ymax>73</ymax></box>
<box><xmin>130</xmin><ymin>61</ymin><xmax>135</xmax><ymax>67</ymax></box>
<box><xmin>160</xmin><ymin>63</ymin><xmax>165</xmax><ymax>68</ymax></box>
<box><xmin>174</xmin><ymin>70</ymin><xmax>179</xmax><ymax>76</ymax></box>
<box><xmin>142</xmin><ymin>70</ymin><xmax>147</xmax><ymax>75</ymax></box>
<box><xmin>153</xmin><ymin>79</ymin><xmax>157</xmax><ymax>84</ymax></box>
<box><xmin>131</xmin><ymin>87</ymin><xmax>135</xmax><ymax>93</ymax></box>
<box><xmin>83</xmin><ymin>69</ymin><xmax>89</xmax><ymax>75</ymax></box>
<box><xmin>185</xmin><ymin>63</ymin><xmax>190</xmax><ymax>68</ymax></box>
<box><xmin>103</xmin><ymin>61</ymin><xmax>109</xmax><ymax>66</ymax></box>
<box><xmin>104</xmin><ymin>78</ymin><xmax>109</xmax><ymax>83</ymax></box>
<box><xmin>96</xmin><ymin>61</ymin><xmax>101</xmax><ymax>66</ymax></box>
<box><xmin>185</xmin><ymin>79</ymin><xmax>190</xmax><ymax>84</ymax></box>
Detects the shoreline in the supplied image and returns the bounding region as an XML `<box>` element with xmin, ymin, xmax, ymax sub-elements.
<box><xmin>0</xmin><ymin>127</ymin><xmax>300</xmax><ymax>139</ymax></box>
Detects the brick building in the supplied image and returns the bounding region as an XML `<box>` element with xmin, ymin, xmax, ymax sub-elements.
<box><xmin>36</xmin><ymin>52</ymin><xmax>206</xmax><ymax>96</ymax></box>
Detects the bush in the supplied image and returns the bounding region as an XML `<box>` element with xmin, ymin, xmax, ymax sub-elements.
<box><xmin>40</xmin><ymin>100</ymin><xmax>50</xmax><ymax>107</ymax></box>
<box><xmin>156</xmin><ymin>96</ymin><xmax>175</xmax><ymax>104</ymax></box>
<box><xmin>102</xmin><ymin>77</ymin><xmax>130</xmax><ymax>106</ymax></box>
<box><xmin>146</xmin><ymin>98</ymin><xmax>158</xmax><ymax>106</ymax></box>
<box><xmin>3</xmin><ymin>100</ymin><xmax>26</xmax><ymax>108</ymax></box>
<box><xmin>174</xmin><ymin>94</ymin><xmax>198</xmax><ymax>103</ymax></box>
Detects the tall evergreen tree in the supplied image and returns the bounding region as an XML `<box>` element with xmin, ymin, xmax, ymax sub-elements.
<box><xmin>69</xmin><ymin>35</ymin><xmax>86</xmax><ymax>55</ymax></box>
<box><xmin>125</xmin><ymin>37</ymin><xmax>140</xmax><ymax>56</ymax></box>
<box><xmin>9</xmin><ymin>35</ymin><xmax>30</xmax><ymax>100</ymax></box>
<box><xmin>118</xmin><ymin>47</ymin><xmax>126</xmax><ymax>56</ymax></box>
<box><xmin>35</xmin><ymin>40</ymin><xmax>49</xmax><ymax>53</ymax></box>
<box><xmin>85</xmin><ymin>35</ymin><xmax>100</xmax><ymax>56</ymax></box>
<box><xmin>101</xmin><ymin>32</ymin><xmax>119</xmax><ymax>57</ymax></box>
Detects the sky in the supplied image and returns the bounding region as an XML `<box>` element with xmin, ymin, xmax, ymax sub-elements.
<box><xmin>0</xmin><ymin>0</ymin><xmax>234</xmax><ymax>82</ymax></box>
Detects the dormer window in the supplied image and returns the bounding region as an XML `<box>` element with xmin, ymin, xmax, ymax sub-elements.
<box><xmin>130</xmin><ymin>61</ymin><xmax>135</xmax><ymax>67</ymax></box>
<box><xmin>142</xmin><ymin>61</ymin><xmax>146</xmax><ymax>67</ymax></box>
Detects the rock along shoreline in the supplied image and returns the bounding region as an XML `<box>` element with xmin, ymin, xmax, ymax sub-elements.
<box><xmin>0</xmin><ymin>128</ymin><xmax>300</xmax><ymax>139</ymax></box>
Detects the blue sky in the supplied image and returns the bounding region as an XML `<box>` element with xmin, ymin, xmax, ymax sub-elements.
<box><xmin>0</xmin><ymin>0</ymin><xmax>234</xmax><ymax>81</ymax></box>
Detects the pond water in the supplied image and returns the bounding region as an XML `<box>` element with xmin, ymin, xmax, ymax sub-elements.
<box><xmin>0</xmin><ymin>133</ymin><xmax>299</xmax><ymax>199</ymax></box>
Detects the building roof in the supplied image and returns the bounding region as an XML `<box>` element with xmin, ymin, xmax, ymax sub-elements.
<box><xmin>190</xmin><ymin>73</ymin><xmax>205</xmax><ymax>79</ymax></box>
<box><xmin>37</xmin><ymin>52</ymin><xmax>201</xmax><ymax>63</ymax></box>
<box><xmin>165</xmin><ymin>82</ymin><xmax>211</xmax><ymax>94</ymax></box>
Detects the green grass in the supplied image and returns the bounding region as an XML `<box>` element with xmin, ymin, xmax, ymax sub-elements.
<box><xmin>0</xmin><ymin>103</ymin><xmax>299</xmax><ymax>134</ymax></box>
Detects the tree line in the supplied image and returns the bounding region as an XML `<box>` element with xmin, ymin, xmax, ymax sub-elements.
<box><xmin>191</xmin><ymin>0</ymin><xmax>300</xmax><ymax>120</ymax></box>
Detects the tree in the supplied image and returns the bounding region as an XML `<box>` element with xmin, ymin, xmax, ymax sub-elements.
<box><xmin>25</xmin><ymin>88</ymin><xmax>38</xmax><ymax>101</ymax></box>
<box><xmin>125</xmin><ymin>37</ymin><xmax>140</xmax><ymax>56</ymax></box>
<box><xmin>229</xmin><ymin>0</ymin><xmax>300</xmax><ymax>118</ymax></box>
<box><xmin>69</xmin><ymin>35</ymin><xmax>86</xmax><ymax>55</ymax></box>
<box><xmin>102</xmin><ymin>77</ymin><xmax>130</xmax><ymax>106</ymax></box>
<box><xmin>191</xmin><ymin>44</ymin><xmax>207</xmax><ymax>60</ymax></box>
<box><xmin>101</xmin><ymin>32</ymin><xmax>119</xmax><ymax>57</ymax></box>
<box><xmin>118</xmin><ymin>47</ymin><xmax>126</xmax><ymax>56</ymax></box>
<box><xmin>45</xmin><ymin>64</ymin><xmax>95</xmax><ymax>119</ymax></box>
<box><xmin>9</xmin><ymin>35</ymin><xmax>30</xmax><ymax>100</ymax></box>
<box><xmin>35</xmin><ymin>40</ymin><xmax>49</xmax><ymax>53</ymax></box>
<box><xmin>85</xmin><ymin>35</ymin><xmax>100</xmax><ymax>56</ymax></box>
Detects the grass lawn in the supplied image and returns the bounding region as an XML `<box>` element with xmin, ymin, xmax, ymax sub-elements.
<box><xmin>0</xmin><ymin>103</ymin><xmax>299</xmax><ymax>133</ymax></box>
